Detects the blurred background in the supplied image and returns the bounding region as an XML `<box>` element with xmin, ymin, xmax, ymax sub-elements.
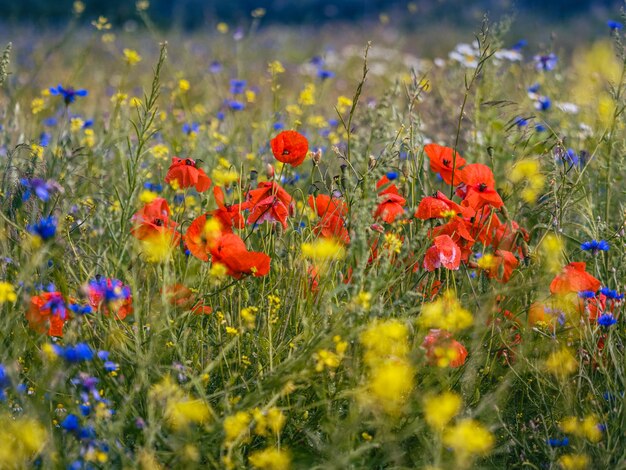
<box><xmin>0</xmin><ymin>0</ymin><xmax>620</xmax><ymax>29</ymax></box>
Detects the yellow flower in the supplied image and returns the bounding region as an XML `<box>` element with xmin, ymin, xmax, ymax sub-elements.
<box><xmin>539</xmin><ymin>234</ymin><xmax>564</xmax><ymax>274</ymax></box>
<box><xmin>383</xmin><ymin>233</ymin><xmax>403</xmax><ymax>254</ymax></box>
<box><xmin>253</xmin><ymin>407</ymin><xmax>286</xmax><ymax>436</ymax></box>
<box><xmin>211</xmin><ymin>168</ymin><xmax>239</xmax><ymax>186</ymax></box>
<box><xmin>476</xmin><ymin>253</ymin><xmax>495</xmax><ymax>270</ymax></box>
<box><xmin>314</xmin><ymin>349</ymin><xmax>341</xmax><ymax>372</ymax></box>
<box><xmin>70</xmin><ymin>117</ymin><xmax>84</xmax><ymax>133</ymax></box>
<box><xmin>353</xmin><ymin>291</ymin><xmax>372</xmax><ymax>310</ymax></box>
<box><xmin>545</xmin><ymin>348</ymin><xmax>578</xmax><ymax>378</ymax></box>
<box><xmin>31</xmin><ymin>144</ymin><xmax>44</xmax><ymax>159</ymax></box>
<box><xmin>178</xmin><ymin>79</ymin><xmax>190</xmax><ymax>93</ymax></box>
<box><xmin>361</xmin><ymin>319</ymin><xmax>409</xmax><ymax>367</ymax></box>
<box><xmin>419</xmin><ymin>291</ymin><xmax>473</xmax><ymax>332</ymax></box>
<box><xmin>31</xmin><ymin>98</ymin><xmax>45</xmax><ymax>114</ymax></box>
<box><xmin>509</xmin><ymin>159</ymin><xmax>545</xmax><ymax>204</ymax></box>
<box><xmin>560</xmin><ymin>415</ymin><xmax>602</xmax><ymax>442</ymax></box>
<box><xmin>0</xmin><ymin>415</ymin><xmax>48</xmax><ymax>467</ymax></box>
<box><xmin>298</xmin><ymin>83</ymin><xmax>316</xmax><ymax>106</ymax></box>
<box><xmin>111</xmin><ymin>92</ymin><xmax>128</xmax><ymax>105</ymax></box>
<box><xmin>150</xmin><ymin>143</ymin><xmax>169</xmax><ymax>160</ymax></box>
<box><xmin>92</xmin><ymin>16</ymin><xmax>111</xmax><ymax>31</ymax></box>
<box><xmin>301</xmin><ymin>239</ymin><xmax>345</xmax><ymax>263</ymax></box>
<box><xmin>336</xmin><ymin>96</ymin><xmax>353</xmax><ymax>114</ymax></box>
<box><xmin>216</xmin><ymin>22</ymin><xmax>229</xmax><ymax>34</ymax></box>
<box><xmin>139</xmin><ymin>190</ymin><xmax>158</xmax><ymax>204</ymax></box>
<box><xmin>223</xmin><ymin>411</ymin><xmax>251</xmax><ymax>443</ymax></box>
<box><xmin>81</xmin><ymin>129</ymin><xmax>96</xmax><ymax>148</ymax></box>
<box><xmin>248</xmin><ymin>448</ymin><xmax>291</xmax><ymax>470</ymax></box>
<box><xmin>367</xmin><ymin>358</ymin><xmax>415</xmax><ymax>415</ymax></box>
<box><xmin>559</xmin><ymin>454</ymin><xmax>590</xmax><ymax>470</ymax></box>
<box><xmin>240</xmin><ymin>306</ymin><xmax>258</xmax><ymax>329</ymax></box>
<box><xmin>443</xmin><ymin>419</ymin><xmax>494</xmax><ymax>459</ymax></box>
<box><xmin>123</xmin><ymin>48</ymin><xmax>142</xmax><ymax>66</ymax></box>
<box><xmin>73</xmin><ymin>1</ymin><xmax>85</xmax><ymax>14</ymax></box>
<box><xmin>136</xmin><ymin>1</ymin><xmax>150</xmax><ymax>12</ymax></box>
<box><xmin>0</xmin><ymin>282</ymin><xmax>17</xmax><ymax>303</ymax></box>
<box><xmin>423</xmin><ymin>392</ymin><xmax>462</xmax><ymax>429</ymax></box>
<box><xmin>166</xmin><ymin>399</ymin><xmax>210</xmax><ymax>430</ymax></box>
<box><xmin>101</xmin><ymin>33</ymin><xmax>116</xmax><ymax>44</ymax></box>
<box><xmin>268</xmin><ymin>60</ymin><xmax>285</xmax><ymax>75</ymax></box>
<box><xmin>140</xmin><ymin>231</ymin><xmax>177</xmax><ymax>263</ymax></box>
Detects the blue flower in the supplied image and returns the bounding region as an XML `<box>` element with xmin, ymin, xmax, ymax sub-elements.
<box><xmin>20</xmin><ymin>178</ymin><xmax>55</xmax><ymax>202</ymax></box>
<box><xmin>55</xmin><ymin>343</ymin><xmax>94</xmax><ymax>363</ymax></box>
<box><xmin>533</xmin><ymin>53</ymin><xmax>558</xmax><ymax>71</ymax></box>
<box><xmin>599</xmin><ymin>287</ymin><xmax>624</xmax><ymax>300</ymax></box>
<box><xmin>535</xmin><ymin>96</ymin><xmax>551</xmax><ymax>111</ymax></box>
<box><xmin>578</xmin><ymin>290</ymin><xmax>596</xmax><ymax>299</ymax></box>
<box><xmin>27</xmin><ymin>216</ymin><xmax>57</xmax><ymax>240</ymax></box>
<box><xmin>182</xmin><ymin>122</ymin><xmax>199</xmax><ymax>135</ymax></box>
<box><xmin>227</xmin><ymin>100</ymin><xmax>245</xmax><ymax>111</ymax></box>
<box><xmin>535</xmin><ymin>124</ymin><xmax>547</xmax><ymax>133</ymax></box>
<box><xmin>527</xmin><ymin>83</ymin><xmax>541</xmax><ymax>94</ymax></box>
<box><xmin>547</xmin><ymin>437</ymin><xmax>569</xmax><ymax>447</ymax></box>
<box><xmin>598</xmin><ymin>313</ymin><xmax>617</xmax><ymax>327</ymax></box>
<box><xmin>61</xmin><ymin>414</ymin><xmax>80</xmax><ymax>431</ymax></box>
<box><xmin>103</xmin><ymin>361</ymin><xmax>118</xmax><ymax>372</ymax></box>
<box><xmin>608</xmin><ymin>20</ymin><xmax>623</xmax><ymax>31</ymax></box>
<box><xmin>40</xmin><ymin>132</ymin><xmax>52</xmax><ymax>147</ymax></box>
<box><xmin>0</xmin><ymin>365</ymin><xmax>9</xmax><ymax>400</ymax></box>
<box><xmin>514</xmin><ymin>116</ymin><xmax>528</xmax><ymax>127</ymax></box>
<box><xmin>209</xmin><ymin>61</ymin><xmax>222</xmax><ymax>74</ymax></box>
<box><xmin>386</xmin><ymin>171</ymin><xmax>398</xmax><ymax>181</ymax></box>
<box><xmin>317</xmin><ymin>69</ymin><xmax>335</xmax><ymax>80</ymax></box>
<box><xmin>273</xmin><ymin>122</ymin><xmax>284</xmax><ymax>131</ymax></box>
<box><xmin>68</xmin><ymin>303</ymin><xmax>93</xmax><ymax>315</ymax></box>
<box><xmin>581</xmin><ymin>239</ymin><xmax>610</xmax><ymax>252</ymax></box>
<box><xmin>229</xmin><ymin>79</ymin><xmax>247</xmax><ymax>95</ymax></box>
<box><xmin>143</xmin><ymin>182</ymin><xmax>163</xmax><ymax>193</ymax></box>
<box><xmin>49</xmin><ymin>85</ymin><xmax>88</xmax><ymax>105</ymax></box>
<box><xmin>510</xmin><ymin>39</ymin><xmax>527</xmax><ymax>50</ymax></box>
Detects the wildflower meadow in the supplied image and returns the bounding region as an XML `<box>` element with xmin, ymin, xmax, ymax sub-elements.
<box><xmin>0</xmin><ymin>1</ymin><xmax>625</xmax><ymax>468</ymax></box>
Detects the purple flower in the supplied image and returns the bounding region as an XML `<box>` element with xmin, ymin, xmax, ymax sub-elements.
<box><xmin>533</xmin><ymin>53</ymin><xmax>558</xmax><ymax>71</ymax></box>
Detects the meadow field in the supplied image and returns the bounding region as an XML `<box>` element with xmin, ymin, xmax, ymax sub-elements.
<box><xmin>0</xmin><ymin>2</ymin><xmax>625</xmax><ymax>469</ymax></box>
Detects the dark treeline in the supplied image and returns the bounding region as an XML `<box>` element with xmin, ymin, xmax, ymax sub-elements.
<box><xmin>0</xmin><ymin>0</ymin><xmax>620</xmax><ymax>28</ymax></box>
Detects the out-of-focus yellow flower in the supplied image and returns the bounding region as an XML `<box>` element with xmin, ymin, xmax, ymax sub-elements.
<box><xmin>123</xmin><ymin>48</ymin><xmax>142</xmax><ymax>66</ymax></box>
<box><xmin>31</xmin><ymin>98</ymin><xmax>45</xmax><ymax>114</ymax></box>
<box><xmin>423</xmin><ymin>392</ymin><xmax>462</xmax><ymax>430</ymax></box>
<box><xmin>73</xmin><ymin>1</ymin><xmax>85</xmax><ymax>14</ymax></box>
<box><xmin>253</xmin><ymin>407</ymin><xmax>286</xmax><ymax>436</ymax></box>
<box><xmin>70</xmin><ymin>117</ymin><xmax>85</xmax><ymax>132</ymax></box>
<box><xmin>223</xmin><ymin>411</ymin><xmax>251</xmax><ymax>444</ymax></box>
<box><xmin>419</xmin><ymin>291</ymin><xmax>473</xmax><ymax>332</ymax></box>
<box><xmin>361</xmin><ymin>319</ymin><xmax>408</xmax><ymax>367</ymax></box>
<box><xmin>251</xmin><ymin>8</ymin><xmax>266</xmax><ymax>18</ymax></box>
<box><xmin>539</xmin><ymin>234</ymin><xmax>564</xmax><ymax>274</ymax></box>
<box><xmin>166</xmin><ymin>399</ymin><xmax>210</xmax><ymax>430</ymax></box>
<box><xmin>150</xmin><ymin>143</ymin><xmax>169</xmax><ymax>160</ymax></box>
<box><xmin>384</xmin><ymin>233</ymin><xmax>403</xmax><ymax>254</ymax></box>
<box><xmin>545</xmin><ymin>348</ymin><xmax>578</xmax><ymax>378</ymax></box>
<box><xmin>367</xmin><ymin>358</ymin><xmax>414</xmax><ymax>415</ymax></box>
<box><xmin>140</xmin><ymin>231</ymin><xmax>177</xmax><ymax>263</ymax></box>
<box><xmin>31</xmin><ymin>144</ymin><xmax>44</xmax><ymax>159</ymax></box>
<box><xmin>139</xmin><ymin>190</ymin><xmax>158</xmax><ymax>204</ymax></box>
<box><xmin>101</xmin><ymin>33</ymin><xmax>116</xmax><ymax>44</ymax></box>
<box><xmin>136</xmin><ymin>0</ymin><xmax>150</xmax><ymax>11</ymax></box>
<box><xmin>0</xmin><ymin>282</ymin><xmax>17</xmax><ymax>303</ymax></box>
<box><xmin>178</xmin><ymin>79</ymin><xmax>190</xmax><ymax>93</ymax></box>
<box><xmin>509</xmin><ymin>159</ymin><xmax>545</xmax><ymax>204</ymax></box>
<box><xmin>443</xmin><ymin>419</ymin><xmax>494</xmax><ymax>460</ymax></box>
<box><xmin>268</xmin><ymin>60</ymin><xmax>285</xmax><ymax>75</ymax></box>
<box><xmin>353</xmin><ymin>291</ymin><xmax>372</xmax><ymax>310</ymax></box>
<box><xmin>211</xmin><ymin>168</ymin><xmax>239</xmax><ymax>186</ymax></box>
<box><xmin>301</xmin><ymin>239</ymin><xmax>345</xmax><ymax>263</ymax></box>
<box><xmin>560</xmin><ymin>415</ymin><xmax>602</xmax><ymax>442</ymax></box>
<box><xmin>92</xmin><ymin>16</ymin><xmax>111</xmax><ymax>30</ymax></box>
<box><xmin>336</xmin><ymin>96</ymin><xmax>353</xmax><ymax>114</ymax></box>
<box><xmin>248</xmin><ymin>447</ymin><xmax>291</xmax><ymax>470</ymax></box>
<box><xmin>245</xmin><ymin>89</ymin><xmax>256</xmax><ymax>103</ymax></box>
<box><xmin>0</xmin><ymin>415</ymin><xmax>48</xmax><ymax>467</ymax></box>
<box><xmin>558</xmin><ymin>454</ymin><xmax>590</xmax><ymax>470</ymax></box>
<box><xmin>82</xmin><ymin>129</ymin><xmax>96</xmax><ymax>148</ymax></box>
<box><xmin>299</xmin><ymin>83</ymin><xmax>316</xmax><ymax>106</ymax></box>
<box><xmin>217</xmin><ymin>22</ymin><xmax>229</xmax><ymax>34</ymax></box>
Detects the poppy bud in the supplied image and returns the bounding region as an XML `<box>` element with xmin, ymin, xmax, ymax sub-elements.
<box><xmin>368</xmin><ymin>156</ymin><xmax>376</xmax><ymax>170</ymax></box>
<box><xmin>266</xmin><ymin>163</ymin><xmax>275</xmax><ymax>179</ymax></box>
<box><xmin>312</xmin><ymin>148</ymin><xmax>322</xmax><ymax>165</ymax></box>
<box><xmin>370</xmin><ymin>223</ymin><xmax>385</xmax><ymax>233</ymax></box>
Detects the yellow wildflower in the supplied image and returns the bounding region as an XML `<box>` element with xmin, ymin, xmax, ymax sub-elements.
<box><xmin>31</xmin><ymin>98</ymin><xmax>45</xmax><ymax>114</ymax></box>
<box><xmin>248</xmin><ymin>448</ymin><xmax>291</xmax><ymax>470</ymax></box>
<box><xmin>443</xmin><ymin>419</ymin><xmax>494</xmax><ymax>460</ymax></box>
<box><xmin>268</xmin><ymin>60</ymin><xmax>285</xmax><ymax>75</ymax></box>
<box><xmin>545</xmin><ymin>348</ymin><xmax>578</xmax><ymax>378</ymax></box>
<box><xmin>92</xmin><ymin>16</ymin><xmax>111</xmax><ymax>30</ymax></box>
<box><xmin>558</xmin><ymin>454</ymin><xmax>590</xmax><ymax>470</ymax></box>
<box><xmin>223</xmin><ymin>411</ymin><xmax>251</xmax><ymax>444</ymax></box>
<box><xmin>178</xmin><ymin>79</ymin><xmax>190</xmax><ymax>93</ymax></box>
<box><xmin>31</xmin><ymin>144</ymin><xmax>44</xmax><ymax>159</ymax></box>
<box><xmin>298</xmin><ymin>83</ymin><xmax>316</xmax><ymax>106</ymax></box>
<box><xmin>123</xmin><ymin>49</ymin><xmax>142</xmax><ymax>66</ymax></box>
<box><xmin>0</xmin><ymin>282</ymin><xmax>17</xmax><ymax>303</ymax></box>
<box><xmin>423</xmin><ymin>392</ymin><xmax>462</xmax><ymax>429</ymax></box>
<box><xmin>419</xmin><ymin>291</ymin><xmax>473</xmax><ymax>332</ymax></box>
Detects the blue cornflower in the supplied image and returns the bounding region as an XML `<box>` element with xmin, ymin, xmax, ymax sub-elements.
<box><xmin>581</xmin><ymin>239</ymin><xmax>610</xmax><ymax>253</ymax></box>
<box><xmin>598</xmin><ymin>313</ymin><xmax>617</xmax><ymax>327</ymax></box>
<box><xmin>68</xmin><ymin>303</ymin><xmax>92</xmax><ymax>315</ymax></box>
<box><xmin>527</xmin><ymin>83</ymin><xmax>540</xmax><ymax>94</ymax></box>
<box><xmin>61</xmin><ymin>414</ymin><xmax>80</xmax><ymax>432</ymax></box>
<box><xmin>273</xmin><ymin>122</ymin><xmax>285</xmax><ymax>131</ymax></box>
<box><xmin>547</xmin><ymin>437</ymin><xmax>569</xmax><ymax>447</ymax></box>
<box><xmin>43</xmin><ymin>117</ymin><xmax>57</xmax><ymax>127</ymax></box>
<box><xmin>0</xmin><ymin>365</ymin><xmax>9</xmax><ymax>400</ymax></box>
<box><xmin>57</xmin><ymin>343</ymin><xmax>94</xmax><ymax>363</ymax></box>
<box><xmin>599</xmin><ymin>287</ymin><xmax>624</xmax><ymax>300</ymax></box>
<box><xmin>216</xmin><ymin>111</ymin><xmax>225</xmax><ymax>121</ymax></box>
<box><xmin>535</xmin><ymin>124</ymin><xmax>547</xmax><ymax>133</ymax></box>
<box><xmin>103</xmin><ymin>361</ymin><xmax>118</xmax><ymax>372</ymax></box>
<box><xmin>317</xmin><ymin>69</ymin><xmax>335</xmax><ymax>80</ymax></box>
<box><xmin>143</xmin><ymin>182</ymin><xmax>163</xmax><ymax>193</ymax></box>
<box><xmin>535</xmin><ymin>96</ymin><xmax>551</xmax><ymax>111</ymax></box>
<box><xmin>227</xmin><ymin>100</ymin><xmax>245</xmax><ymax>111</ymax></box>
<box><xmin>27</xmin><ymin>216</ymin><xmax>57</xmax><ymax>240</ymax></box>
<box><xmin>229</xmin><ymin>79</ymin><xmax>247</xmax><ymax>95</ymax></box>
<box><xmin>386</xmin><ymin>171</ymin><xmax>398</xmax><ymax>181</ymax></box>
<box><xmin>561</xmin><ymin>148</ymin><xmax>580</xmax><ymax>166</ymax></box>
<box><xmin>310</xmin><ymin>56</ymin><xmax>324</xmax><ymax>67</ymax></box>
<box><xmin>40</xmin><ymin>132</ymin><xmax>52</xmax><ymax>147</ymax></box>
<box><xmin>49</xmin><ymin>85</ymin><xmax>88</xmax><ymax>105</ymax></box>
<box><xmin>514</xmin><ymin>116</ymin><xmax>528</xmax><ymax>127</ymax></box>
<box><xmin>182</xmin><ymin>122</ymin><xmax>199</xmax><ymax>135</ymax></box>
<box><xmin>608</xmin><ymin>20</ymin><xmax>623</xmax><ymax>31</ymax></box>
<box><xmin>578</xmin><ymin>290</ymin><xmax>596</xmax><ymax>299</ymax></box>
<box><xmin>209</xmin><ymin>61</ymin><xmax>222</xmax><ymax>74</ymax></box>
<box><xmin>511</xmin><ymin>39</ymin><xmax>527</xmax><ymax>50</ymax></box>
<box><xmin>20</xmin><ymin>178</ymin><xmax>55</xmax><ymax>202</ymax></box>
<box><xmin>79</xmin><ymin>404</ymin><xmax>91</xmax><ymax>416</ymax></box>
<box><xmin>533</xmin><ymin>53</ymin><xmax>558</xmax><ymax>71</ymax></box>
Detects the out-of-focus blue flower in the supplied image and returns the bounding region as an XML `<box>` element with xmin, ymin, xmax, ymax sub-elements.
<box><xmin>317</xmin><ymin>69</ymin><xmax>335</xmax><ymax>80</ymax></box>
<box><xmin>0</xmin><ymin>365</ymin><xmax>9</xmax><ymax>400</ymax></box>
<box><xmin>54</xmin><ymin>343</ymin><xmax>94</xmax><ymax>363</ymax></box>
<box><xmin>527</xmin><ymin>83</ymin><xmax>540</xmax><ymax>94</ymax></box>
<box><xmin>511</xmin><ymin>39</ymin><xmax>527</xmax><ymax>50</ymax></box>
<box><xmin>598</xmin><ymin>313</ymin><xmax>617</xmax><ymax>327</ymax></box>
<box><xmin>43</xmin><ymin>117</ymin><xmax>57</xmax><ymax>127</ymax></box>
<box><xmin>40</xmin><ymin>132</ymin><xmax>52</xmax><ymax>147</ymax></box>
<box><xmin>88</xmin><ymin>277</ymin><xmax>131</xmax><ymax>304</ymax></box>
<box><xmin>61</xmin><ymin>414</ymin><xmax>80</xmax><ymax>431</ymax></box>
<box><xmin>229</xmin><ymin>79</ymin><xmax>246</xmax><ymax>95</ymax></box>
<box><xmin>273</xmin><ymin>122</ymin><xmax>284</xmax><ymax>131</ymax></box>
<box><xmin>547</xmin><ymin>437</ymin><xmax>569</xmax><ymax>447</ymax></box>
<box><xmin>600</xmin><ymin>287</ymin><xmax>624</xmax><ymax>300</ymax></box>
<box><xmin>209</xmin><ymin>61</ymin><xmax>222</xmax><ymax>74</ymax></box>
<box><xmin>578</xmin><ymin>290</ymin><xmax>596</xmax><ymax>299</ymax></box>
<box><xmin>310</xmin><ymin>56</ymin><xmax>324</xmax><ymax>67</ymax></box>
<box><xmin>182</xmin><ymin>122</ymin><xmax>199</xmax><ymax>135</ymax></box>
<box><xmin>535</xmin><ymin>96</ymin><xmax>551</xmax><ymax>111</ymax></box>
<box><xmin>216</xmin><ymin>111</ymin><xmax>225</xmax><ymax>121</ymax></box>
<box><xmin>20</xmin><ymin>178</ymin><xmax>57</xmax><ymax>202</ymax></box>
<box><xmin>514</xmin><ymin>116</ymin><xmax>528</xmax><ymax>127</ymax></box>
<box><xmin>68</xmin><ymin>303</ymin><xmax>93</xmax><ymax>315</ymax></box>
<box><xmin>143</xmin><ymin>182</ymin><xmax>163</xmax><ymax>193</ymax></box>
<box><xmin>27</xmin><ymin>216</ymin><xmax>57</xmax><ymax>240</ymax></box>
<box><xmin>227</xmin><ymin>100</ymin><xmax>245</xmax><ymax>111</ymax></box>
<box><xmin>103</xmin><ymin>361</ymin><xmax>118</xmax><ymax>372</ymax></box>
<box><xmin>535</xmin><ymin>124</ymin><xmax>546</xmax><ymax>133</ymax></box>
<box><xmin>608</xmin><ymin>20</ymin><xmax>623</xmax><ymax>31</ymax></box>
<box><xmin>386</xmin><ymin>171</ymin><xmax>398</xmax><ymax>180</ymax></box>
<box><xmin>533</xmin><ymin>53</ymin><xmax>558</xmax><ymax>71</ymax></box>
<box><xmin>581</xmin><ymin>239</ymin><xmax>610</xmax><ymax>252</ymax></box>
<box><xmin>80</xmin><ymin>404</ymin><xmax>91</xmax><ymax>416</ymax></box>
<box><xmin>49</xmin><ymin>85</ymin><xmax>88</xmax><ymax>105</ymax></box>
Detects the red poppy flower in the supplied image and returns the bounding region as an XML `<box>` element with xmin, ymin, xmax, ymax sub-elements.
<box><xmin>376</xmin><ymin>175</ymin><xmax>400</xmax><ymax>196</ymax></box>
<box><xmin>457</xmin><ymin>163</ymin><xmax>503</xmax><ymax>210</ymax></box>
<box><xmin>550</xmin><ymin>262</ymin><xmax>601</xmax><ymax>295</ymax></box>
<box><xmin>374</xmin><ymin>177</ymin><xmax>406</xmax><ymax>223</ymax></box>
<box><xmin>87</xmin><ymin>277</ymin><xmax>133</xmax><ymax>320</ymax></box>
<box><xmin>184</xmin><ymin>214</ymin><xmax>222</xmax><ymax>262</ymax></box>
<box><xmin>482</xmin><ymin>250</ymin><xmax>519</xmax><ymax>283</ymax></box>
<box><xmin>163</xmin><ymin>284</ymin><xmax>212</xmax><ymax>315</ymax></box>
<box><xmin>209</xmin><ymin>233</ymin><xmax>271</xmax><ymax>279</ymax></box>
<box><xmin>164</xmin><ymin>157</ymin><xmax>212</xmax><ymax>192</ymax></box>
<box><xmin>415</xmin><ymin>191</ymin><xmax>464</xmax><ymax>219</ymax></box>
<box><xmin>131</xmin><ymin>198</ymin><xmax>180</xmax><ymax>245</ymax></box>
<box><xmin>423</xmin><ymin>235</ymin><xmax>461</xmax><ymax>271</ymax></box>
<box><xmin>424</xmin><ymin>143</ymin><xmax>467</xmax><ymax>185</ymax></box>
<box><xmin>431</xmin><ymin>217</ymin><xmax>475</xmax><ymax>245</ymax></box>
<box><xmin>246</xmin><ymin>182</ymin><xmax>294</xmax><ymax>229</ymax></box>
<box><xmin>212</xmin><ymin>186</ymin><xmax>246</xmax><ymax>231</ymax></box>
<box><xmin>307</xmin><ymin>194</ymin><xmax>348</xmax><ymax>218</ymax></box>
<box><xmin>421</xmin><ymin>329</ymin><xmax>468</xmax><ymax>367</ymax></box>
<box><xmin>26</xmin><ymin>292</ymin><xmax>69</xmax><ymax>337</ymax></box>
<box><xmin>270</xmin><ymin>130</ymin><xmax>309</xmax><ymax>167</ymax></box>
